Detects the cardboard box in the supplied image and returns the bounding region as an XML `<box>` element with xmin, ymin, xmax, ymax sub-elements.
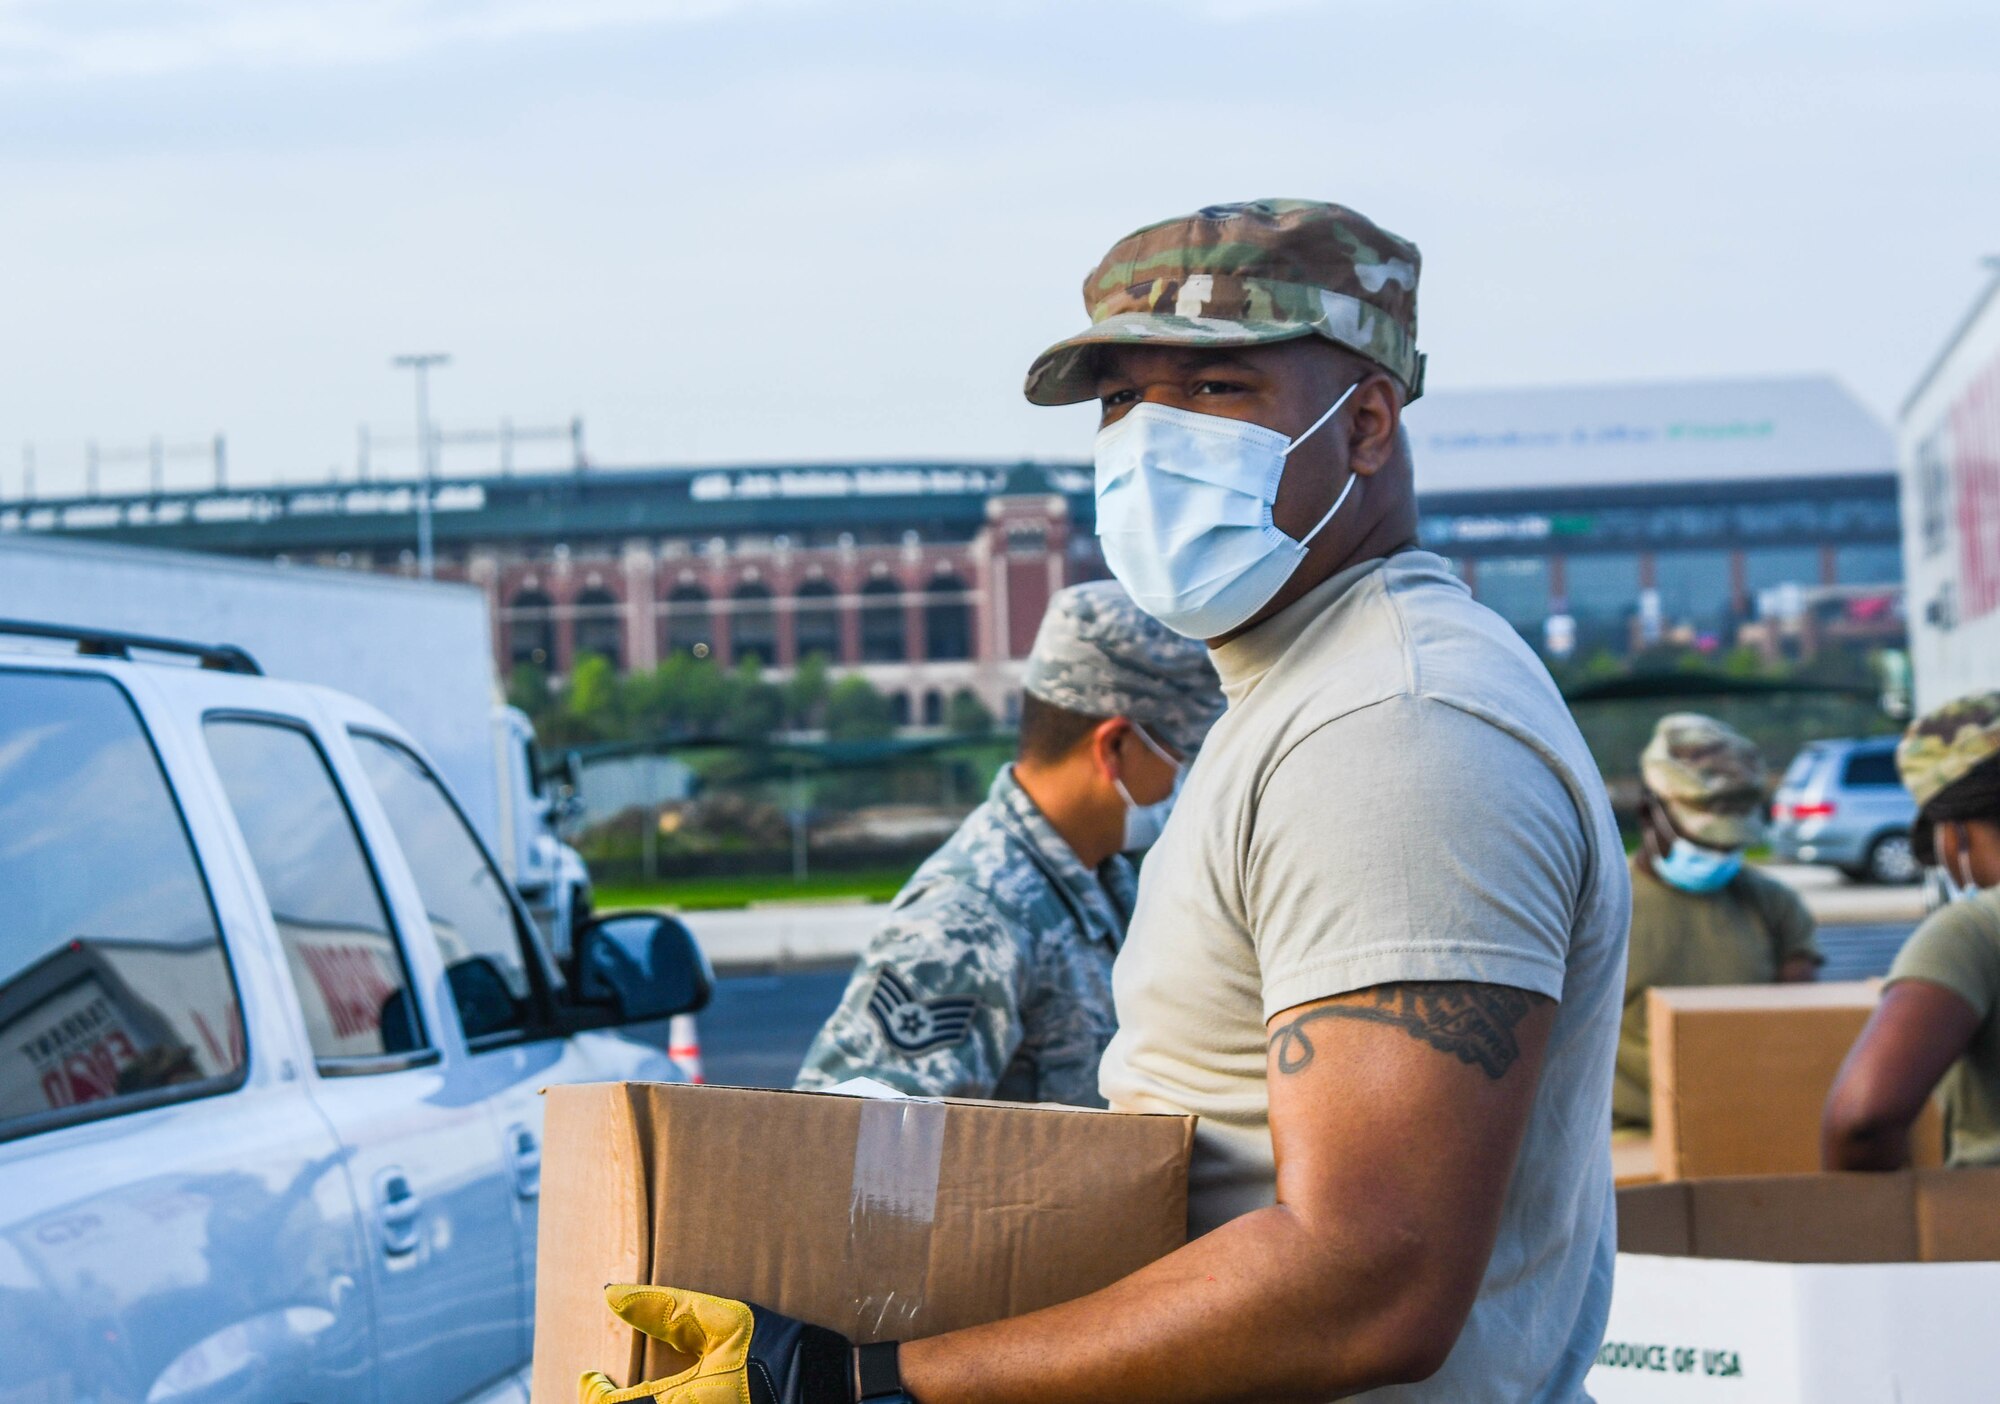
<box><xmin>530</xmin><ymin>1083</ymin><xmax>1196</xmax><ymax>1402</ymax></box>
<box><xmin>1589</xmin><ymin>1171</ymin><xmax>2000</xmax><ymax>1401</ymax></box>
<box><xmin>1648</xmin><ymin>982</ymin><xmax>1942</xmax><ymax>1179</ymax></box>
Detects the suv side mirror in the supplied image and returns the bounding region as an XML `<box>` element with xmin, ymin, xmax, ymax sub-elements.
<box><xmin>574</xmin><ymin>911</ymin><xmax>714</xmax><ymax>1023</ymax></box>
<box><xmin>449</xmin><ymin>955</ymin><xmax>525</xmax><ymax>1039</ymax></box>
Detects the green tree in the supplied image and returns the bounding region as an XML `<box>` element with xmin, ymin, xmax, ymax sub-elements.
<box><xmin>1580</xmin><ymin>648</ymin><xmax>1626</xmax><ymax>682</ymax></box>
<box><xmin>722</xmin><ymin>658</ymin><xmax>786</xmax><ymax>742</ymax></box>
<box><xmin>677</xmin><ymin>656</ymin><xmax>732</xmax><ymax>734</ymax></box>
<box><xmin>946</xmin><ymin>688</ymin><xmax>994</xmax><ymax>737</ymax></box>
<box><xmin>506</xmin><ymin>661</ymin><xmax>550</xmax><ymax>717</ymax></box>
<box><xmin>567</xmin><ymin>653</ymin><xmax>619</xmax><ymax>736</ymax></box>
<box><xmin>635</xmin><ymin>653</ymin><xmax>730</xmax><ymax>737</ymax></box>
<box><xmin>825</xmin><ymin>674</ymin><xmax>896</xmax><ymax>741</ymax></box>
<box><xmin>784</xmin><ymin>652</ymin><xmax>832</xmax><ymax>730</ymax></box>
<box><xmin>1721</xmin><ymin>644</ymin><xmax>1771</xmax><ymax>679</ymax></box>
<box><xmin>619</xmin><ymin>662</ymin><xmax>670</xmax><ymax>737</ymax></box>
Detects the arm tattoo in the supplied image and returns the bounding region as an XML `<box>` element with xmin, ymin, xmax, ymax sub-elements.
<box><xmin>1270</xmin><ymin>982</ymin><xmax>1540</xmax><ymax>1080</ymax></box>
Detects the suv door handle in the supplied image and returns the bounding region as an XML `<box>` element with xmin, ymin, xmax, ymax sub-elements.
<box><xmin>507</xmin><ymin>1123</ymin><xmax>541</xmax><ymax>1200</ymax></box>
<box><xmin>373</xmin><ymin>1167</ymin><xmax>423</xmax><ymax>1256</ymax></box>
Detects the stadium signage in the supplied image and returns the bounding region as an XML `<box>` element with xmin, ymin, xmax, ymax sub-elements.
<box><xmin>690</xmin><ymin>467</ymin><xmax>1008</xmax><ymax>501</ymax></box>
<box><xmin>1426</xmin><ymin>419</ymin><xmax>1776</xmax><ymax>454</ymax></box>
<box><xmin>1424</xmin><ymin>512</ymin><xmax>1596</xmax><ymax>544</ymax></box>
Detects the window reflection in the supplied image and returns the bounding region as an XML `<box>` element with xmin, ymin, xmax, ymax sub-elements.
<box><xmin>662</xmin><ymin>583</ymin><xmax>711</xmax><ymax>658</ymax></box>
<box><xmin>1744</xmin><ymin>546</ymin><xmax>1823</xmax><ymax>593</ymax></box>
<box><xmin>793</xmin><ymin>579</ymin><xmax>841</xmax><ymax>661</ymax></box>
<box><xmin>1474</xmin><ymin>557</ymin><xmax>1549</xmax><ymax>635</ymax></box>
<box><xmin>1743</xmin><ymin>546</ymin><xmax>1824</xmax><ymax>616</ymax></box>
<box><xmin>731</xmin><ymin>582</ymin><xmax>776</xmax><ymax>668</ymax></box>
<box><xmin>859</xmin><ymin>579</ymin><xmax>905</xmax><ymax>663</ymax></box>
<box><xmin>1562</xmin><ymin>554</ymin><xmax>1642</xmax><ymax>652</ymax></box>
<box><xmin>204</xmin><ymin>719</ymin><xmax>422</xmax><ymax>1062</ymax></box>
<box><xmin>1834</xmin><ymin>543</ymin><xmax>1903</xmax><ymax>585</ymax></box>
<box><xmin>0</xmin><ymin>673</ymin><xmax>244</xmax><ymax>1132</ymax></box>
<box><xmin>573</xmin><ymin>588</ymin><xmax>623</xmax><ymax>671</ymax></box>
<box><xmin>350</xmin><ymin>734</ymin><xmax>534</xmax><ymax>1043</ymax></box>
<box><xmin>1652</xmin><ymin>549</ymin><xmax>1736</xmax><ymax>638</ymax></box>
<box><xmin>923</xmin><ymin>576</ymin><xmax>972</xmax><ymax>662</ymax></box>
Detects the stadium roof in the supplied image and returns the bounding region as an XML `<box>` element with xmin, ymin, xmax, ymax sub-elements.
<box><xmin>1405</xmin><ymin>375</ymin><xmax>1893</xmax><ymax>492</ymax></box>
<box><xmin>3</xmin><ymin>375</ymin><xmax>1898</xmax><ymax>553</ymax></box>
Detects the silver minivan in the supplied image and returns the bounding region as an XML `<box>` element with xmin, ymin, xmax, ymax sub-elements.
<box><xmin>1770</xmin><ymin>736</ymin><xmax>1920</xmax><ymax>884</ymax></box>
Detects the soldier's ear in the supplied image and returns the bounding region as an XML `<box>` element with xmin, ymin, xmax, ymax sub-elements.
<box><xmin>1343</xmin><ymin>374</ymin><xmax>1403</xmax><ymax>479</ymax></box>
<box><xmin>1939</xmin><ymin>822</ymin><xmax>1964</xmax><ymax>875</ymax></box>
<box><xmin>1088</xmin><ymin>717</ymin><xmax>1130</xmax><ymax>784</ymax></box>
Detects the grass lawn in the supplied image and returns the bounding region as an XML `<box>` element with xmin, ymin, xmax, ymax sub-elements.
<box><xmin>594</xmin><ymin>868</ymin><xmax>911</xmax><ymax>912</ymax></box>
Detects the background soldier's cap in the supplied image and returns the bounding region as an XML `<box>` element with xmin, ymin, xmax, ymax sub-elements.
<box><xmin>1640</xmin><ymin>712</ymin><xmax>1769</xmax><ymax>849</ymax></box>
<box><xmin>1023</xmin><ymin>198</ymin><xmax>1425</xmax><ymax>408</ymax></box>
<box><xmin>1023</xmin><ymin>580</ymin><xmax>1225</xmax><ymax>757</ymax></box>
<box><xmin>1897</xmin><ymin>690</ymin><xmax>2000</xmax><ymax>812</ymax></box>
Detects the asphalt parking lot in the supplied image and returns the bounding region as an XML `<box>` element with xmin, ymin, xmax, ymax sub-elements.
<box><xmin>699</xmin><ymin>964</ymin><xmax>853</xmax><ymax>1088</ymax></box>
<box><xmin>690</xmin><ymin>871</ymin><xmax>1926</xmax><ymax>1089</ymax></box>
<box><xmin>694</xmin><ymin>923</ymin><xmax>1920</xmax><ymax>1089</ymax></box>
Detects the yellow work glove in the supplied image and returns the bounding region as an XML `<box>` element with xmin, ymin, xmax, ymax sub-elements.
<box><xmin>579</xmin><ymin>1285</ymin><xmax>864</xmax><ymax>1404</ymax></box>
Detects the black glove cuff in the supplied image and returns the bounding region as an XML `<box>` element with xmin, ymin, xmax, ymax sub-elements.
<box><xmin>854</xmin><ymin>1341</ymin><xmax>904</xmax><ymax>1401</ymax></box>
<box><xmin>745</xmin><ymin>1306</ymin><xmax>852</xmax><ymax>1404</ymax></box>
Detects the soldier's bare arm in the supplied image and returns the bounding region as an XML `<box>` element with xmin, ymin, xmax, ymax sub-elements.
<box><xmin>897</xmin><ymin>980</ymin><xmax>1555</xmax><ymax>1403</ymax></box>
<box><xmin>1823</xmin><ymin>979</ymin><xmax>1978</xmax><ymax>1170</ymax></box>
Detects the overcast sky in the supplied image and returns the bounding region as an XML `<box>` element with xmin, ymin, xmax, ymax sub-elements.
<box><xmin>4</xmin><ymin>0</ymin><xmax>1996</xmax><ymax>496</ymax></box>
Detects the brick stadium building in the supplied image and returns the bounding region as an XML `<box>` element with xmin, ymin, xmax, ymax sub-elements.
<box><xmin>8</xmin><ymin>458</ymin><xmax>1093</xmax><ymax>726</ymax></box>
<box><xmin>4</xmin><ymin>376</ymin><xmax>1905</xmax><ymax>725</ymax></box>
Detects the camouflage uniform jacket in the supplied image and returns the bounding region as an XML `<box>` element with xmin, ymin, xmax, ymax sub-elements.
<box><xmin>794</xmin><ymin>766</ymin><xmax>1135</xmax><ymax>1106</ymax></box>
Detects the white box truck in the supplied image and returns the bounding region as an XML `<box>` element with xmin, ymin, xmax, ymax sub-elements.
<box><xmin>1900</xmin><ymin>267</ymin><xmax>2000</xmax><ymax>709</ymax></box>
<box><xmin>0</xmin><ymin>533</ymin><xmax>593</xmax><ymax>952</ymax></box>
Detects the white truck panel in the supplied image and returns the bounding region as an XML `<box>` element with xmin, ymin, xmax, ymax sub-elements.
<box><xmin>1900</xmin><ymin>275</ymin><xmax>2000</xmax><ymax>709</ymax></box>
<box><xmin>0</xmin><ymin>534</ymin><xmax>505</xmax><ymax>853</ymax></box>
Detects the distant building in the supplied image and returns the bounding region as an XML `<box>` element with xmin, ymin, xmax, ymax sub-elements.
<box><xmin>1405</xmin><ymin>375</ymin><xmax>1903</xmax><ymax>660</ymax></box>
<box><xmin>4</xmin><ymin>375</ymin><xmax>1903</xmax><ymax>718</ymax></box>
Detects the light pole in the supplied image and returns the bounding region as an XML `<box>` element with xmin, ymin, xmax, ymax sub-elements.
<box><xmin>392</xmin><ymin>352</ymin><xmax>450</xmax><ymax>578</ymax></box>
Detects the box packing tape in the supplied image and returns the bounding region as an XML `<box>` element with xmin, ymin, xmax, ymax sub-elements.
<box><xmin>845</xmin><ymin>1096</ymin><xmax>947</xmax><ymax>1338</ymax></box>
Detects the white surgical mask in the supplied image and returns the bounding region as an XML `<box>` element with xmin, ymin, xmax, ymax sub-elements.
<box><xmin>1113</xmin><ymin>722</ymin><xmax>1184</xmax><ymax>852</ymax></box>
<box><xmin>1093</xmin><ymin>381</ymin><xmax>1359</xmax><ymax>640</ymax></box>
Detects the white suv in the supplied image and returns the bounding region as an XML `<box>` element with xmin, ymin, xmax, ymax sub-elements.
<box><xmin>0</xmin><ymin>624</ymin><xmax>710</xmax><ymax>1404</ymax></box>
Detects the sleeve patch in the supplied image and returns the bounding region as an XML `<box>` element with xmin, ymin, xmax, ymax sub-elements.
<box><xmin>867</xmin><ymin>967</ymin><xmax>979</xmax><ymax>1053</ymax></box>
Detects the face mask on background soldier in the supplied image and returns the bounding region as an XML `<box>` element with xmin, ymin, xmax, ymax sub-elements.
<box><xmin>1111</xmin><ymin>722</ymin><xmax>1184</xmax><ymax>852</ymax></box>
<box><xmin>1650</xmin><ymin>836</ymin><xmax>1744</xmax><ymax>894</ymax></box>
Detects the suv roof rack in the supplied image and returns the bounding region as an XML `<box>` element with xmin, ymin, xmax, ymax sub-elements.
<box><xmin>0</xmin><ymin>619</ymin><xmax>263</xmax><ymax>675</ymax></box>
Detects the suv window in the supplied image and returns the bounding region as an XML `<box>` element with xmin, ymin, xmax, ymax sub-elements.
<box><xmin>0</xmin><ymin>672</ymin><xmax>245</xmax><ymax>1137</ymax></box>
<box><xmin>204</xmin><ymin>718</ymin><xmax>425</xmax><ymax>1064</ymax></box>
<box><xmin>1781</xmin><ymin>748</ymin><xmax>1823</xmax><ymax>789</ymax></box>
<box><xmin>1842</xmin><ymin>748</ymin><xmax>1902</xmax><ymax>788</ymax></box>
<box><xmin>350</xmin><ymin>733</ymin><xmax>539</xmax><ymax>1043</ymax></box>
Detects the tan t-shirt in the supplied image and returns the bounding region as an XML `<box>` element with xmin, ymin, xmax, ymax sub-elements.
<box><xmin>1099</xmin><ymin>551</ymin><xmax>1630</xmax><ymax>1404</ymax></box>
<box><xmin>1886</xmin><ymin>889</ymin><xmax>2000</xmax><ymax>1167</ymax></box>
<box><xmin>1614</xmin><ymin>858</ymin><xmax>1820</xmax><ymax>1127</ymax></box>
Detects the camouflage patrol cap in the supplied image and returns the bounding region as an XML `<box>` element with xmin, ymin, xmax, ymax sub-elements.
<box><xmin>1640</xmin><ymin>713</ymin><xmax>1769</xmax><ymax>850</ymax></box>
<box><xmin>1023</xmin><ymin>580</ymin><xmax>1225</xmax><ymax>757</ymax></box>
<box><xmin>1024</xmin><ymin>198</ymin><xmax>1424</xmax><ymax>408</ymax></box>
<box><xmin>1897</xmin><ymin>691</ymin><xmax>2000</xmax><ymax>812</ymax></box>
